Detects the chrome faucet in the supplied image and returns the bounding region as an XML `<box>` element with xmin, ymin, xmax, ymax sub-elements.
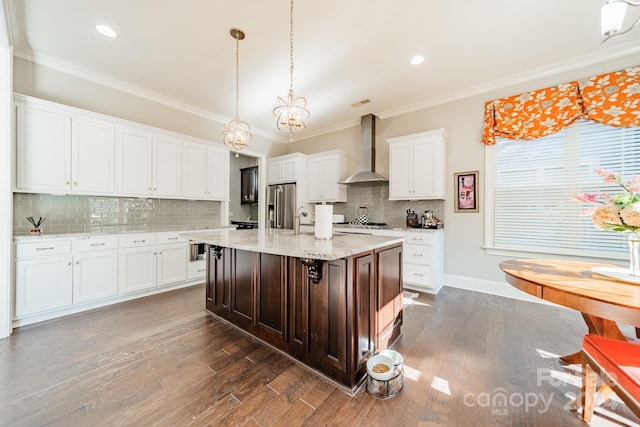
<box><xmin>294</xmin><ymin>206</ymin><xmax>307</xmax><ymax>235</ymax></box>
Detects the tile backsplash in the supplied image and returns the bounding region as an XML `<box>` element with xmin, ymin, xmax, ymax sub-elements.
<box><xmin>329</xmin><ymin>182</ymin><xmax>445</xmax><ymax>226</ymax></box>
<box><xmin>13</xmin><ymin>193</ymin><xmax>223</xmax><ymax>235</ymax></box>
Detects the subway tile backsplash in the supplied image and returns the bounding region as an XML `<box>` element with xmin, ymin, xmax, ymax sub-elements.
<box><xmin>329</xmin><ymin>182</ymin><xmax>445</xmax><ymax>226</ymax></box>
<box><xmin>13</xmin><ymin>193</ymin><xmax>222</xmax><ymax>235</ymax></box>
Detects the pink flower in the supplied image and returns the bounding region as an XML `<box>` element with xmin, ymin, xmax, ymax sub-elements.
<box><xmin>627</xmin><ymin>175</ymin><xmax>640</xmax><ymax>194</ymax></box>
<box><xmin>595</xmin><ymin>168</ymin><xmax>619</xmax><ymax>184</ymax></box>
<box><xmin>572</xmin><ymin>193</ymin><xmax>598</xmax><ymax>203</ymax></box>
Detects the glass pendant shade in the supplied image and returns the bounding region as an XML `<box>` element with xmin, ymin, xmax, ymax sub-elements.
<box><xmin>273</xmin><ymin>89</ymin><xmax>310</xmax><ymax>135</ymax></box>
<box><xmin>223</xmin><ymin>27</ymin><xmax>251</xmax><ymax>151</ymax></box>
<box><xmin>223</xmin><ymin>118</ymin><xmax>252</xmax><ymax>151</ymax></box>
<box><xmin>273</xmin><ymin>0</ymin><xmax>309</xmax><ymax>139</ymax></box>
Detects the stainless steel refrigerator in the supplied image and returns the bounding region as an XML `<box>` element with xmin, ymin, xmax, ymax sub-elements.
<box><xmin>267</xmin><ymin>183</ymin><xmax>296</xmax><ymax>229</ymax></box>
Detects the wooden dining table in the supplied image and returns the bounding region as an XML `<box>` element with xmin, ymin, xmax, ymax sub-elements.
<box><xmin>500</xmin><ymin>258</ymin><xmax>640</xmax><ymax>364</ymax></box>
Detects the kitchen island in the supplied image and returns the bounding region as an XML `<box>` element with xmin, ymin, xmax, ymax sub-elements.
<box><xmin>181</xmin><ymin>229</ymin><xmax>404</xmax><ymax>391</ymax></box>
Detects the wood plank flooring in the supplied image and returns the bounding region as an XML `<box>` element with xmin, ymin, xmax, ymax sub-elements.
<box><xmin>1</xmin><ymin>284</ymin><xmax>638</xmax><ymax>426</ymax></box>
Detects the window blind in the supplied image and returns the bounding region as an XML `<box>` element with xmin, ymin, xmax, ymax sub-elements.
<box><xmin>492</xmin><ymin>119</ymin><xmax>640</xmax><ymax>258</ymax></box>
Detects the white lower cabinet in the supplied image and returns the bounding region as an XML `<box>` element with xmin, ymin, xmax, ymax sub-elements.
<box><xmin>15</xmin><ymin>254</ymin><xmax>73</xmax><ymax>317</ymax></box>
<box><xmin>118</xmin><ymin>232</ymin><xmax>187</xmax><ymax>294</ymax></box>
<box><xmin>73</xmin><ymin>236</ymin><xmax>118</xmax><ymax>304</ymax></box>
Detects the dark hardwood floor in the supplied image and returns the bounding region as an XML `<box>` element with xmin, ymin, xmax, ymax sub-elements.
<box><xmin>1</xmin><ymin>284</ymin><xmax>638</xmax><ymax>426</ymax></box>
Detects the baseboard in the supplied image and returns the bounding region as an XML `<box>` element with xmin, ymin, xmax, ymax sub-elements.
<box><xmin>443</xmin><ymin>273</ymin><xmax>560</xmax><ymax>306</ymax></box>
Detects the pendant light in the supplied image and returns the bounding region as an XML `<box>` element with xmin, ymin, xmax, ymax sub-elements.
<box><xmin>223</xmin><ymin>28</ymin><xmax>252</xmax><ymax>151</ymax></box>
<box><xmin>273</xmin><ymin>0</ymin><xmax>310</xmax><ymax>141</ymax></box>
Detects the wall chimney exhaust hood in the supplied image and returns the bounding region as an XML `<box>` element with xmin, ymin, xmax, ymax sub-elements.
<box><xmin>338</xmin><ymin>114</ymin><xmax>388</xmax><ymax>184</ymax></box>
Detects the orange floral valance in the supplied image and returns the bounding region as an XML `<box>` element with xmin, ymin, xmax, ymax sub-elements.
<box><xmin>482</xmin><ymin>66</ymin><xmax>640</xmax><ymax>145</ymax></box>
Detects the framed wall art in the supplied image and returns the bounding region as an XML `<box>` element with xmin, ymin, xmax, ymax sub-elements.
<box><xmin>454</xmin><ymin>171</ymin><xmax>479</xmax><ymax>213</ymax></box>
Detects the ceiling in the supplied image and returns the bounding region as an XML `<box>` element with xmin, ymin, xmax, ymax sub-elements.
<box><xmin>5</xmin><ymin>0</ymin><xmax>640</xmax><ymax>143</ymax></box>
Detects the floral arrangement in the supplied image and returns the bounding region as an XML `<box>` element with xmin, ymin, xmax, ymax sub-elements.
<box><xmin>572</xmin><ymin>169</ymin><xmax>640</xmax><ymax>234</ymax></box>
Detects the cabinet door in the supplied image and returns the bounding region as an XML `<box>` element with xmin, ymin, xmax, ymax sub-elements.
<box><xmin>183</xmin><ymin>143</ymin><xmax>208</xmax><ymax>198</ymax></box>
<box><xmin>412</xmin><ymin>139</ymin><xmax>444</xmax><ymax>198</ymax></box>
<box><xmin>280</xmin><ymin>159</ymin><xmax>297</xmax><ymax>182</ymax></box>
<box><xmin>72</xmin><ymin>118</ymin><xmax>115</xmax><ymax>194</ymax></box>
<box><xmin>153</xmin><ymin>137</ymin><xmax>182</xmax><ymax>197</ymax></box>
<box><xmin>388</xmin><ymin>143</ymin><xmax>413</xmax><ymax>200</ymax></box>
<box><xmin>306</xmin><ymin>158</ymin><xmax>323</xmax><ymax>201</ymax></box>
<box><xmin>157</xmin><ymin>243</ymin><xmax>187</xmax><ymax>286</ymax></box>
<box><xmin>117</xmin><ymin>128</ymin><xmax>153</xmax><ymax>195</ymax></box>
<box><xmin>376</xmin><ymin>244</ymin><xmax>403</xmax><ymax>349</ymax></box>
<box><xmin>73</xmin><ymin>251</ymin><xmax>118</xmax><ymax>303</ymax></box>
<box><xmin>230</xmin><ymin>249</ymin><xmax>254</xmax><ymax>328</ymax></box>
<box><xmin>267</xmin><ymin>160</ymin><xmax>282</xmax><ymax>184</ymax></box>
<box><xmin>16</xmin><ymin>105</ymin><xmax>71</xmax><ymax>192</ymax></box>
<box><xmin>15</xmin><ymin>256</ymin><xmax>73</xmax><ymax>317</ymax></box>
<box><xmin>206</xmin><ymin>245</ymin><xmax>231</xmax><ymax>317</ymax></box>
<box><xmin>118</xmin><ymin>247</ymin><xmax>157</xmax><ymax>294</ymax></box>
<box><xmin>207</xmin><ymin>147</ymin><xmax>229</xmax><ymax>200</ymax></box>
<box><xmin>255</xmin><ymin>253</ymin><xmax>287</xmax><ymax>343</ymax></box>
<box><xmin>354</xmin><ymin>253</ymin><xmax>376</xmax><ymax>371</ymax></box>
<box><xmin>240</xmin><ymin>167</ymin><xmax>258</xmax><ymax>204</ymax></box>
<box><xmin>310</xmin><ymin>259</ymin><xmax>348</xmax><ymax>375</ymax></box>
<box><xmin>320</xmin><ymin>156</ymin><xmax>338</xmax><ymax>200</ymax></box>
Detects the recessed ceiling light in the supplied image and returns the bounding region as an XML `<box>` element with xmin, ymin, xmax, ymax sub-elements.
<box><xmin>410</xmin><ymin>55</ymin><xmax>424</xmax><ymax>65</ymax></box>
<box><xmin>96</xmin><ymin>24</ymin><xmax>117</xmax><ymax>38</ymax></box>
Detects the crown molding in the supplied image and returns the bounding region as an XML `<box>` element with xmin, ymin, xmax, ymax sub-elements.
<box><xmin>377</xmin><ymin>41</ymin><xmax>640</xmax><ymax>120</ymax></box>
<box><xmin>13</xmin><ymin>49</ymin><xmax>287</xmax><ymax>143</ymax></box>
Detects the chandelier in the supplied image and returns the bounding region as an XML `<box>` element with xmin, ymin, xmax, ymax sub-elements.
<box><xmin>601</xmin><ymin>0</ymin><xmax>640</xmax><ymax>43</ymax></box>
<box><xmin>223</xmin><ymin>28</ymin><xmax>252</xmax><ymax>151</ymax></box>
<box><xmin>273</xmin><ymin>0</ymin><xmax>310</xmax><ymax>141</ymax></box>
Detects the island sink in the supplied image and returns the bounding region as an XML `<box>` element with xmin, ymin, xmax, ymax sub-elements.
<box><xmin>181</xmin><ymin>229</ymin><xmax>404</xmax><ymax>391</ymax></box>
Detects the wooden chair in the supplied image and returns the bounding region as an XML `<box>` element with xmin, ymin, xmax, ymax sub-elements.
<box><xmin>581</xmin><ymin>334</ymin><xmax>640</xmax><ymax>423</ymax></box>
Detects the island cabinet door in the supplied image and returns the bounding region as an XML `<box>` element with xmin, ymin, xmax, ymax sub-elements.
<box><xmin>353</xmin><ymin>253</ymin><xmax>376</xmax><ymax>375</ymax></box>
<box><xmin>288</xmin><ymin>258</ymin><xmax>311</xmax><ymax>358</ymax></box>
<box><xmin>376</xmin><ymin>244</ymin><xmax>404</xmax><ymax>350</ymax></box>
<box><xmin>206</xmin><ymin>246</ymin><xmax>231</xmax><ymax>318</ymax></box>
<box><xmin>309</xmin><ymin>259</ymin><xmax>349</xmax><ymax>378</ymax></box>
<box><xmin>254</xmin><ymin>253</ymin><xmax>287</xmax><ymax>349</ymax></box>
<box><xmin>229</xmin><ymin>249</ymin><xmax>255</xmax><ymax>328</ymax></box>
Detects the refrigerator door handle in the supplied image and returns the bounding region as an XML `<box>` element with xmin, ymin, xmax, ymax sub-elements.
<box><xmin>275</xmin><ymin>186</ymin><xmax>283</xmax><ymax>228</ymax></box>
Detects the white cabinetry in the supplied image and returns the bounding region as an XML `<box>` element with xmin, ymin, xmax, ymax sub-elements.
<box><xmin>16</xmin><ymin>102</ymin><xmax>115</xmax><ymax>194</ymax></box>
<box><xmin>387</xmin><ymin>129</ymin><xmax>446</xmax><ymax>200</ymax></box>
<box><xmin>118</xmin><ymin>232</ymin><xmax>187</xmax><ymax>294</ymax></box>
<box><xmin>72</xmin><ymin>236</ymin><xmax>118</xmax><ymax>304</ymax></box>
<box><xmin>267</xmin><ymin>153</ymin><xmax>306</xmax><ymax>184</ymax></box>
<box><xmin>376</xmin><ymin>229</ymin><xmax>444</xmax><ymax>294</ymax></box>
<box><xmin>183</xmin><ymin>142</ymin><xmax>229</xmax><ymax>200</ymax></box>
<box><xmin>307</xmin><ymin>150</ymin><xmax>347</xmax><ymax>202</ymax></box>
<box><xmin>15</xmin><ymin>239</ymin><xmax>73</xmax><ymax>317</ymax></box>
<box><xmin>117</xmin><ymin>128</ymin><xmax>182</xmax><ymax>198</ymax></box>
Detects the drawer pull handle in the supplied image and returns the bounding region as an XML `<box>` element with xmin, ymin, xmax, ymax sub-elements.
<box><xmin>36</xmin><ymin>247</ymin><xmax>55</xmax><ymax>251</ymax></box>
<box><xmin>412</xmin><ymin>238</ymin><xmax>423</xmax><ymax>241</ymax></box>
<box><xmin>134</xmin><ymin>240</ymin><xmax>146</xmax><ymax>243</ymax></box>
<box><xmin>413</xmin><ymin>273</ymin><xmax>424</xmax><ymax>277</ymax></box>
<box><xmin>90</xmin><ymin>243</ymin><xmax>106</xmax><ymax>247</ymax></box>
<box><xmin>413</xmin><ymin>253</ymin><xmax>423</xmax><ymax>257</ymax></box>
<box><xmin>168</xmin><ymin>237</ymin><xmax>178</xmax><ymax>240</ymax></box>
<box><xmin>197</xmin><ymin>269</ymin><xmax>205</xmax><ymax>272</ymax></box>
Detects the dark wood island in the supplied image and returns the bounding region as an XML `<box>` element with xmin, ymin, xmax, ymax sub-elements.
<box><xmin>181</xmin><ymin>229</ymin><xmax>404</xmax><ymax>391</ymax></box>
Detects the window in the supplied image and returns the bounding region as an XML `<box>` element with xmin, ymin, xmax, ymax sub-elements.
<box><xmin>485</xmin><ymin>119</ymin><xmax>640</xmax><ymax>260</ymax></box>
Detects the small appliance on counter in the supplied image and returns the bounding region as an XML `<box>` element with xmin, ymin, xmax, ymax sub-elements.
<box><xmin>416</xmin><ymin>210</ymin><xmax>443</xmax><ymax>229</ymax></box>
<box><xmin>405</xmin><ymin>209</ymin><xmax>418</xmax><ymax>228</ymax></box>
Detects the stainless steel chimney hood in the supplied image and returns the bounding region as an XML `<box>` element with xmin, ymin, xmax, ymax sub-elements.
<box><xmin>338</xmin><ymin>114</ymin><xmax>388</xmax><ymax>184</ymax></box>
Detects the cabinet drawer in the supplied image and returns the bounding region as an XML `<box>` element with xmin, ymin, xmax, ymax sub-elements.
<box><xmin>74</xmin><ymin>236</ymin><xmax>118</xmax><ymax>252</ymax></box>
<box><xmin>188</xmin><ymin>260</ymin><xmax>207</xmax><ymax>279</ymax></box>
<box><xmin>119</xmin><ymin>233</ymin><xmax>157</xmax><ymax>248</ymax></box>
<box><xmin>404</xmin><ymin>264</ymin><xmax>432</xmax><ymax>286</ymax></box>
<box><xmin>404</xmin><ymin>243</ymin><xmax>432</xmax><ymax>265</ymax></box>
<box><xmin>16</xmin><ymin>240</ymin><xmax>72</xmax><ymax>258</ymax></box>
<box><xmin>404</xmin><ymin>232</ymin><xmax>432</xmax><ymax>246</ymax></box>
<box><xmin>157</xmin><ymin>232</ymin><xmax>186</xmax><ymax>244</ymax></box>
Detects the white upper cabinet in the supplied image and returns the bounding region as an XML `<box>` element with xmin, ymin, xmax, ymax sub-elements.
<box><xmin>16</xmin><ymin>104</ymin><xmax>71</xmax><ymax>192</ymax></box>
<box><xmin>14</xmin><ymin>94</ymin><xmax>229</xmax><ymax>201</ymax></box>
<box><xmin>117</xmin><ymin>129</ymin><xmax>182</xmax><ymax>197</ymax></box>
<box><xmin>267</xmin><ymin>153</ymin><xmax>306</xmax><ymax>184</ymax></box>
<box><xmin>307</xmin><ymin>150</ymin><xmax>347</xmax><ymax>202</ymax></box>
<box><xmin>71</xmin><ymin>118</ymin><xmax>115</xmax><ymax>194</ymax></box>
<box><xmin>387</xmin><ymin>129</ymin><xmax>446</xmax><ymax>200</ymax></box>
<box><xmin>183</xmin><ymin>142</ymin><xmax>229</xmax><ymax>200</ymax></box>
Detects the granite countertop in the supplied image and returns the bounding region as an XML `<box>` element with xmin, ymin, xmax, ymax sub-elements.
<box><xmin>13</xmin><ymin>225</ymin><xmax>235</xmax><ymax>241</ymax></box>
<box><xmin>180</xmin><ymin>229</ymin><xmax>404</xmax><ymax>261</ymax></box>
